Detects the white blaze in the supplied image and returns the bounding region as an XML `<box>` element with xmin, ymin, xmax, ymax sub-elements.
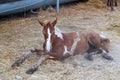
<box><xmin>54</xmin><ymin>26</ymin><xmax>63</xmax><ymax>40</ymax></box>
<box><xmin>45</xmin><ymin>28</ymin><xmax>52</xmax><ymax>52</ymax></box>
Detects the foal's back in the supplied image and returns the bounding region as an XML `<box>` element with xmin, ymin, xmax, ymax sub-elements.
<box><xmin>64</xmin><ymin>30</ymin><xmax>101</xmax><ymax>53</ymax></box>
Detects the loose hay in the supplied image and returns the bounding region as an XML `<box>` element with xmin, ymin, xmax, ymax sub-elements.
<box><xmin>0</xmin><ymin>0</ymin><xmax>120</xmax><ymax>80</ymax></box>
<box><xmin>107</xmin><ymin>24</ymin><xmax>120</xmax><ymax>37</ymax></box>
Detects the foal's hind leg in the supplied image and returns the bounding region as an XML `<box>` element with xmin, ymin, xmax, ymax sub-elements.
<box><xmin>92</xmin><ymin>45</ymin><xmax>113</xmax><ymax>61</ymax></box>
<box><xmin>26</xmin><ymin>55</ymin><xmax>48</xmax><ymax>74</ymax></box>
<box><xmin>98</xmin><ymin>47</ymin><xmax>113</xmax><ymax>61</ymax></box>
<box><xmin>11</xmin><ymin>48</ymin><xmax>38</xmax><ymax>68</ymax></box>
<box><xmin>85</xmin><ymin>52</ymin><xmax>94</xmax><ymax>61</ymax></box>
<box><xmin>85</xmin><ymin>47</ymin><xmax>113</xmax><ymax>61</ymax></box>
<box><xmin>85</xmin><ymin>41</ymin><xmax>100</xmax><ymax>61</ymax></box>
<box><xmin>88</xmin><ymin>34</ymin><xmax>113</xmax><ymax>61</ymax></box>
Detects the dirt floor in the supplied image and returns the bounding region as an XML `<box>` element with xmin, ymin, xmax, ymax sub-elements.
<box><xmin>0</xmin><ymin>0</ymin><xmax>120</xmax><ymax>80</ymax></box>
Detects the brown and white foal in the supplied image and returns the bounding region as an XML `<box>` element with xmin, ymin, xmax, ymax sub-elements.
<box><xmin>11</xmin><ymin>18</ymin><xmax>113</xmax><ymax>74</ymax></box>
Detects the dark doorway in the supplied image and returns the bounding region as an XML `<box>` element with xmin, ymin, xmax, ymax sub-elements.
<box><xmin>0</xmin><ymin>0</ymin><xmax>22</xmax><ymax>4</ymax></box>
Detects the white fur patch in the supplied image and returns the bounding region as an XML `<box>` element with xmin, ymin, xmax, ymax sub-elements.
<box><xmin>102</xmin><ymin>49</ymin><xmax>107</xmax><ymax>53</ymax></box>
<box><xmin>45</xmin><ymin>28</ymin><xmax>52</xmax><ymax>52</ymax></box>
<box><xmin>100</xmin><ymin>32</ymin><xmax>106</xmax><ymax>39</ymax></box>
<box><xmin>63</xmin><ymin>46</ymin><xmax>69</xmax><ymax>55</ymax></box>
<box><xmin>69</xmin><ymin>32</ymin><xmax>80</xmax><ymax>55</ymax></box>
<box><xmin>76</xmin><ymin>32</ymin><xmax>79</xmax><ymax>37</ymax></box>
<box><xmin>54</xmin><ymin>26</ymin><xmax>63</xmax><ymax>40</ymax></box>
<box><xmin>100</xmin><ymin>34</ymin><xmax>106</xmax><ymax>39</ymax></box>
<box><xmin>100</xmin><ymin>48</ymin><xmax>107</xmax><ymax>54</ymax></box>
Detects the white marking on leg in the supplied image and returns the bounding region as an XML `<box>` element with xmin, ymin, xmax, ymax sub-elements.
<box><xmin>63</xmin><ymin>46</ymin><xmax>69</xmax><ymax>55</ymax></box>
<box><xmin>54</xmin><ymin>26</ymin><xmax>63</xmax><ymax>40</ymax></box>
<box><xmin>100</xmin><ymin>48</ymin><xmax>107</xmax><ymax>53</ymax></box>
<box><xmin>100</xmin><ymin>48</ymin><xmax>113</xmax><ymax>60</ymax></box>
<box><xmin>45</xmin><ymin>28</ymin><xmax>52</xmax><ymax>52</ymax></box>
<box><xmin>100</xmin><ymin>48</ymin><xmax>108</xmax><ymax>56</ymax></box>
<box><xmin>69</xmin><ymin>38</ymin><xmax>80</xmax><ymax>55</ymax></box>
<box><xmin>69</xmin><ymin>32</ymin><xmax>80</xmax><ymax>55</ymax></box>
<box><xmin>102</xmin><ymin>49</ymin><xmax>107</xmax><ymax>53</ymax></box>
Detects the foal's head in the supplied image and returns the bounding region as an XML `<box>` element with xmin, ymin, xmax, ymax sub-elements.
<box><xmin>38</xmin><ymin>18</ymin><xmax>57</xmax><ymax>52</ymax></box>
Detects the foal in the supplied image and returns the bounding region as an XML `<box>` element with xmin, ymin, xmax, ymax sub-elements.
<box><xmin>107</xmin><ymin>0</ymin><xmax>117</xmax><ymax>11</ymax></box>
<box><xmin>11</xmin><ymin>18</ymin><xmax>113</xmax><ymax>74</ymax></box>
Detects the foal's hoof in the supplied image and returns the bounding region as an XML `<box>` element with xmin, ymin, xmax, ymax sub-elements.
<box><xmin>26</xmin><ymin>68</ymin><xmax>38</xmax><ymax>75</ymax></box>
<box><xmin>102</xmin><ymin>54</ymin><xmax>113</xmax><ymax>61</ymax></box>
<box><xmin>11</xmin><ymin>62</ymin><xmax>20</xmax><ymax>68</ymax></box>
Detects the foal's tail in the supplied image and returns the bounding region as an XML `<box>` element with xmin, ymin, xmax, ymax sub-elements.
<box><xmin>100</xmin><ymin>35</ymin><xmax>110</xmax><ymax>44</ymax></box>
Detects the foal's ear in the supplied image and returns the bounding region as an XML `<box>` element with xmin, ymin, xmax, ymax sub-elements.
<box><xmin>38</xmin><ymin>19</ymin><xmax>45</xmax><ymax>27</ymax></box>
<box><xmin>52</xmin><ymin>18</ymin><xmax>57</xmax><ymax>27</ymax></box>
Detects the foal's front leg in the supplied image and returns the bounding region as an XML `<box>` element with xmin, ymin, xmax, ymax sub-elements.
<box><xmin>11</xmin><ymin>48</ymin><xmax>41</xmax><ymax>68</ymax></box>
<box><xmin>26</xmin><ymin>55</ymin><xmax>49</xmax><ymax>74</ymax></box>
